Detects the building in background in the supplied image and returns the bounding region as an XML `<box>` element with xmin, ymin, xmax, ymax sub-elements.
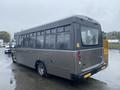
<box><xmin>108</xmin><ymin>39</ymin><xmax>120</xmax><ymax>49</ymax></box>
<box><xmin>108</xmin><ymin>39</ymin><xmax>119</xmax><ymax>43</ymax></box>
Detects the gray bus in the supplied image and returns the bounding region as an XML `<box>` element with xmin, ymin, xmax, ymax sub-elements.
<box><xmin>12</xmin><ymin>15</ymin><xmax>107</xmax><ymax>80</ymax></box>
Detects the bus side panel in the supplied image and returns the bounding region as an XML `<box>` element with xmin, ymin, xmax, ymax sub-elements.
<box><xmin>15</xmin><ymin>48</ymin><xmax>76</xmax><ymax>79</ymax></box>
<box><xmin>15</xmin><ymin>48</ymin><xmax>27</xmax><ymax>65</ymax></box>
<box><xmin>46</xmin><ymin>50</ymin><xmax>76</xmax><ymax>79</ymax></box>
<box><xmin>79</xmin><ymin>48</ymin><xmax>103</xmax><ymax>72</ymax></box>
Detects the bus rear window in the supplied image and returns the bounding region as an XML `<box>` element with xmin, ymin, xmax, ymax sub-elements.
<box><xmin>81</xmin><ymin>26</ymin><xmax>99</xmax><ymax>45</ymax></box>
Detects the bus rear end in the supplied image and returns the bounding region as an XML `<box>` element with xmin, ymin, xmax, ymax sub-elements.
<box><xmin>73</xmin><ymin>22</ymin><xmax>106</xmax><ymax>79</ymax></box>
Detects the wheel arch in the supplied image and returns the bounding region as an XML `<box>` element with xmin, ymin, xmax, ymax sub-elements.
<box><xmin>34</xmin><ymin>60</ymin><xmax>46</xmax><ymax>70</ymax></box>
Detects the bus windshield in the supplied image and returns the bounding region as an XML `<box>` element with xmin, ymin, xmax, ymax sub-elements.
<box><xmin>81</xmin><ymin>26</ymin><xmax>99</xmax><ymax>45</ymax></box>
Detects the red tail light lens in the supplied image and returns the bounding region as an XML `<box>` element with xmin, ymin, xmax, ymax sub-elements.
<box><xmin>77</xmin><ymin>51</ymin><xmax>81</xmax><ymax>61</ymax></box>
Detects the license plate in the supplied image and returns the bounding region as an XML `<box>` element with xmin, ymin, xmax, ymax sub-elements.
<box><xmin>84</xmin><ymin>73</ymin><xmax>91</xmax><ymax>78</ymax></box>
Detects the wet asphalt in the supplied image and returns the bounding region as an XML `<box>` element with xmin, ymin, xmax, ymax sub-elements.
<box><xmin>0</xmin><ymin>48</ymin><xmax>120</xmax><ymax>90</ymax></box>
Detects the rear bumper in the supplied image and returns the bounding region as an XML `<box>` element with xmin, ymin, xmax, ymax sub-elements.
<box><xmin>71</xmin><ymin>63</ymin><xmax>106</xmax><ymax>80</ymax></box>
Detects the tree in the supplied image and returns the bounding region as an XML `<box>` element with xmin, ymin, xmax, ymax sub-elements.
<box><xmin>102</xmin><ymin>31</ymin><xmax>107</xmax><ymax>39</ymax></box>
<box><xmin>106</xmin><ymin>31</ymin><xmax>120</xmax><ymax>40</ymax></box>
<box><xmin>0</xmin><ymin>31</ymin><xmax>11</xmax><ymax>43</ymax></box>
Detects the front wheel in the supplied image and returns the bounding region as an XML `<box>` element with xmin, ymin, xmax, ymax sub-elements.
<box><xmin>37</xmin><ymin>62</ymin><xmax>47</xmax><ymax>77</ymax></box>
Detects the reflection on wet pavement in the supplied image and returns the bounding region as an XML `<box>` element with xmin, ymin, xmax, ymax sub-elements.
<box><xmin>0</xmin><ymin>48</ymin><xmax>120</xmax><ymax>90</ymax></box>
<box><xmin>0</xmin><ymin>48</ymin><xmax>16</xmax><ymax>90</ymax></box>
<box><xmin>93</xmin><ymin>50</ymin><xmax>120</xmax><ymax>90</ymax></box>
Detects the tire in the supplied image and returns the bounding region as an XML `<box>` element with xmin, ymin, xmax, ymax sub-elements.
<box><xmin>37</xmin><ymin>62</ymin><xmax>47</xmax><ymax>77</ymax></box>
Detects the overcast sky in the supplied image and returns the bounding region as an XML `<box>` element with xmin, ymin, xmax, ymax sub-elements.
<box><xmin>0</xmin><ymin>0</ymin><xmax>120</xmax><ymax>37</ymax></box>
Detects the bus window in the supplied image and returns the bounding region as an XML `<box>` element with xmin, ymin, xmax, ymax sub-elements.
<box><xmin>29</xmin><ymin>32</ymin><xmax>36</xmax><ymax>48</ymax></box>
<box><xmin>45</xmin><ymin>34</ymin><xmax>56</xmax><ymax>49</ymax></box>
<box><xmin>45</xmin><ymin>29</ymin><xmax>56</xmax><ymax>49</ymax></box>
<box><xmin>81</xmin><ymin>26</ymin><xmax>99</xmax><ymax>46</ymax></box>
<box><xmin>18</xmin><ymin>35</ymin><xmax>23</xmax><ymax>47</ymax></box>
<box><xmin>56</xmin><ymin>31</ymin><xmax>70</xmax><ymax>50</ymax></box>
<box><xmin>23</xmin><ymin>36</ymin><xmax>29</xmax><ymax>48</ymax></box>
<box><xmin>46</xmin><ymin>30</ymin><xmax>50</xmax><ymax>34</ymax></box>
<box><xmin>36</xmin><ymin>32</ymin><xmax>44</xmax><ymax>48</ymax></box>
<box><xmin>65</xmin><ymin>25</ymin><xmax>71</xmax><ymax>32</ymax></box>
<box><xmin>15</xmin><ymin>36</ymin><xmax>19</xmax><ymax>47</ymax></box>
<box><xmin>57</xmin><ymin>27</ymin><xmax>64</xmax><ymax>33</ymax></box>
<box><xmin>51</xmin><ymin>28</ymin><xmax>56</xmax><ymax>33</ymax></box>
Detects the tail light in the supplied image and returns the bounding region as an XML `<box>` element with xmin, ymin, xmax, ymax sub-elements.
<box><xmin>77</xmin><ymin>51</ymin><xmax>81</xmax><ymax>64</ymax></box>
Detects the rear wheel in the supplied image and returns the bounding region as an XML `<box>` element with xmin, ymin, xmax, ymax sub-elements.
<box><xmin>37</xmin><ymin>62</ymin><xmax>47</xmax><ymax>77</ymax></box>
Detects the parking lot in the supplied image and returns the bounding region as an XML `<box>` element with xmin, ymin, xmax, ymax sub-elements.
<box><xmin>0</xmin><ymin>48</ymin><xmax>120</xmax><ymax>90</ymax></box>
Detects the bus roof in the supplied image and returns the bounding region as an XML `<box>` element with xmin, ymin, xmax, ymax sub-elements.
<box><xmin>15</xmin><ymin>15</ymin><xmax>100</xmax><ymax>36</ymax></box>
